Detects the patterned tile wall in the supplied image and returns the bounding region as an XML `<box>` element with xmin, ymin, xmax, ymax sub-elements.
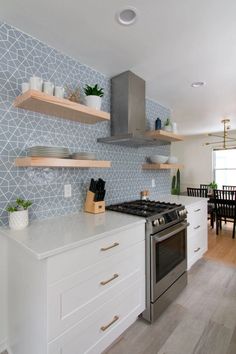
<box><xmin>0</xmin><ymin>22</ymin><xmax>171</xmax><ymax>226</ymax></box>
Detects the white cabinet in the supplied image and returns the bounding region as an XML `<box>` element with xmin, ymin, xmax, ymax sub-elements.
<box><xmin>186</xmin><ymin>200</ymin><xmax>208</xmax><ymax>269</ymax></box>
<box><xmin>8</xmin><ymin>223</ymin><xmax>145</xmax><ymax>354</ymax></box>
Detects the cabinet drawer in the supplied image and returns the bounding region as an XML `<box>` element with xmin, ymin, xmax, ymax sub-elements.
<box><xmin>47</xmin><ymin>223</ymin><xmax>145</xmax><ymax>284</ymax></box>
<box><xmin>187</xmin><ymin>227</ymin><xmax>207</xmax><ymax>269</ymax></box>
<box><xmin>187</xmin><ymin>202</ymin><xmax>207</xmax><ymax>233</ymax></box>
<box><xmin>48</xmin><ymin>241</ymin><xmax>145</xmax><ymax>340</ymax></box>
<box><xmin>48</xmin><ymin>279</ymin><xmax>145</xmax><ymax>354</ymax></box>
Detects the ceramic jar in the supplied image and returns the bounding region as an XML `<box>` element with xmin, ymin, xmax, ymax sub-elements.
<box><xmin>85</xmin><ymin>95</ymin><xmax>102</xmax><ymax>110</ymax></box>
<box><xmin>9</xmin><ymin>210</ymin><xmax>29</xmax><ymax>230</ymax></box>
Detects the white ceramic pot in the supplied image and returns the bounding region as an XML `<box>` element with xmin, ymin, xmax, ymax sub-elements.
<box><xmin>163</xmin><ymin>125</ymin><xmax>172</xmax><ymax>132</ymax></box>
<box><xmin>9</xmin><ymin>210</ymin><xmax>29</xmax><ymax>230</ymax></box>
<box><xmin>85</xmin><ymin>95</ymin><xmax>102</xmax><ymax>110</ymax></box>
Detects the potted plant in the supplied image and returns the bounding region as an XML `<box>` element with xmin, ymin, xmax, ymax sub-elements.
<box><xmin>163</xmin><ymin>118</ymin><xmax>172</xmax><ymax>132</ymax></box>
<box><xmin>7</xmin><ymin>198</ymin><xmax>32</xmax><ymax>230</ymax></box>
<box><xmin>208</xmin><ymin>181</ymin><xmax>218</xmax><ymax>194</ymax></box>
<box><xmin>84</xmin><ymin>84</ymin><xmax>104</xmax><ymax>110</ymax></box>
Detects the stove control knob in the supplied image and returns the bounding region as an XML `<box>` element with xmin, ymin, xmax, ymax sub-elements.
<box><xmin>179</xmin><ymin>209</ymin><xmax>187</xmax><ymax>218</ymax></box>
<box><xmin>153</xmin><ymin>219</ymin><xmax>159</xmax><ymax>227</ymax></box>
<box><xmin>159</xmin><ymin>217</ymin><xmax>165</xmax><ymax>225</ymax></box>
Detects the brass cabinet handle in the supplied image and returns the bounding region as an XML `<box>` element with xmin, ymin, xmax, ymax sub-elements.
<box><xmin>100</xmin><ymin>242</ymin><xmax>119</xmax><ymax>251</ymax></box>
<box><xmin>100</xmin><ymin>273</ymin><xmax>119</xmax><ymax>286</ymax></box>
<box><xmin>100</xmin><ymin>315</ymin><xmax>119</xmax><ymax>331</ymax></box>
<box><xmin>194</xmin><ymin>225</ymin><xmax>201</xmax><ymax>230</ymax></box>
<box><xmin>194</xmin><ymin>208</ymin><xmax>201</xmax><ymax>212</ymax></box>
<box><xmin>194</xmin><ymin>247</ymin><xmax>201</xmax><ymax>253</ymax></box>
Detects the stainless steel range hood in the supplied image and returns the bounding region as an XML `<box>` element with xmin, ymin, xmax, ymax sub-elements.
<box><xmin>97</xmin><ymin>71</ymin><xmax>169</xmax><ymax>148</ymax></box>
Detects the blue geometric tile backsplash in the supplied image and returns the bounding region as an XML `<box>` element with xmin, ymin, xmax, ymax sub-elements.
<box><xmin>0</xmin><ymin>22</ymin><xmax>171</xmax><ymax>225</ymax></box>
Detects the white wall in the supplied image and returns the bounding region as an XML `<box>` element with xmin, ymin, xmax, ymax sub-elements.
<box><xmin>0</xmin><ymin>234</ymin><xmax>7</xmax><ymax>351</ymax></box>
<box><xmin>171</xmin><ymin>135</ymin><xmax>214</xmax><ymax>191</ymax></box>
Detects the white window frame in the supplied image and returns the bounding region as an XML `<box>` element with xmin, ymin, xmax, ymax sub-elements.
<box><xmin>213</xmin><ymin>148</ymin><xmax>236</xmax><ymax>185</ymax></box>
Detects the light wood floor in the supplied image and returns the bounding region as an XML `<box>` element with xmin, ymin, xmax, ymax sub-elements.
<box><xmin>204</xmin><ymin>223</ymin><xmax>236</xmax><ymax>265</ymax></box>
<box><xmin>106</xmin><ymin>226</ymin><xmax>236</xmax><ymax>354</ymax></box>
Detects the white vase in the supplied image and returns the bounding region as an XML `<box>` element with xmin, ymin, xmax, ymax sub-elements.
<box><xmin>85</xmin><ymin>95</ymin><xmax>102</xmax><ymax>110</ymax></box>
<box><xmin>9</xmin><ymin>210</ymin><xmax>29</xmax><ymax>230</ymax></box>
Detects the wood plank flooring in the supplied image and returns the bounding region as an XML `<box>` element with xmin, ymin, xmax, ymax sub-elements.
<box><xmin>204</xmin><ymin>224</ymin><xmax>236</xmax><ymax>265</ymax></box>
<box><xmin>105</xmin><ymin>258</ymin><xmax>236</xmax><ymax>354</ymax></box>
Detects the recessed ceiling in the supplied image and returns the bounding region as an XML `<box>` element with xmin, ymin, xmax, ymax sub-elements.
<box><xmin>1</xmin><ymin>0</ymin><xmax>236</xmax><ymax>135</ymax></box>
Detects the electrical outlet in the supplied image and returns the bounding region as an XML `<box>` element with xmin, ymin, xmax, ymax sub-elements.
<box><xmin>151</xmin><ymin>178</ymin><xmax>156</xmax><ymax>188</ymax></box>
<box><xmin>64</xmin><ymin>184</ymin><xmax>72</xmax><ymax>198</ymax></box>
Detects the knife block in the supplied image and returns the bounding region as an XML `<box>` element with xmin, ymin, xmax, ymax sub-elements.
<box><xmin>84</xmin><ymin>190</ymin><xmax>105</xmax><ymax>214</ymax></box>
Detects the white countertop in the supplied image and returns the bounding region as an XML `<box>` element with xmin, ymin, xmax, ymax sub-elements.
<box><xmin>1</xmin><ymin>194</ymin><xmax>206</xmax><ymax>260</ymax></box>
<box><xmin>157</xmin><ymin>194</ymin><xmax>208</xmax><ymax>206</ymax></box>
<box><xmin>1</xmin><ymin>211</ymin><xmax>145</xmax><ymax>260</ymax></box>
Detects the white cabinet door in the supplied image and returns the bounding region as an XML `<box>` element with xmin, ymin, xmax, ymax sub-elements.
<box><xmin>48</xmin><ymin>279</ymin><xmax>145</xmax><ymax>354</ymax></box>
<box><xmin>187</xmin><ymin>200</ymin><xmax>208</xmax><ymax>269</ymax></box>
<box><xmin>48</xmin><ymin>241</ymin><xmax>145</xmax><ymax>340</ymax></box>
<box><xmin>187</xmin><ymin>227</ymin><xmax>208</xmax><ymax>269</ymax></box>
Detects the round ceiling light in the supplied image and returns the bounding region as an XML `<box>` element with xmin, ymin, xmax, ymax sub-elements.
<box><xmin>191</xmin><ymin>81</ymin><xmax>206</xmax><ymax>88</ymax></box>
<box><xmin>117</xmin><ymin>7</ymin><xmax>137</xmax><ymax>26</ymax></box>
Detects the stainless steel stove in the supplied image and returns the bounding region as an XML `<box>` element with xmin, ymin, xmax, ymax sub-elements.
<box><xmin>106</xmin><ymin>199</ymin><xmax>188</xmax><ymax>323</ymax></box>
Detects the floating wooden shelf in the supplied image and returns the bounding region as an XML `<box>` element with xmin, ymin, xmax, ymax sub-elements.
<box><xmin>142</xmin><ymin>163</ymin><xmax>184</xmax><ymax>170</ymax></box>
<box><xmin>145</xmin><ymin>130</ymin><xmax>184</xmax><ymax>142</ymax></box>
<box><xmin>14</xmin><ymin>90</ymin><xmax>110</xmax><ymax>124</ymax></box>
<box><xmin>15</xmin><ymin>157</ymin><xmax>111</xmax><ymax>169</ymax></box>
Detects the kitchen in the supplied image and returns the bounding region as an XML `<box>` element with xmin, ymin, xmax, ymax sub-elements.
<box><xmin>0</xmin><ymin>1</ymin><xmax>236</xmax><ymax>354</ymax></box>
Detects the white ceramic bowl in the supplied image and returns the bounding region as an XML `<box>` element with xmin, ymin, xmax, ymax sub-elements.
<box><xmin>167</xmin><ymin>156</ymin><xmax>178</xmax><ymax>164</ymax></box>
<box><xmin>149</xmin><ymin>155</ymin><xmax>168</xmax><ymax>164</ymax></box>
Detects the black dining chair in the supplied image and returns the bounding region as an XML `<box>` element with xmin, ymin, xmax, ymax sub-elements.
<box><xmin>213</xmin><ymin>189</ymin><xmax>236</xmax><ymax>239</ymax></box>
<box><xmin>187</xmin><ymin>187</ymin><xmax>207</xmax><ymax>198</ymax></box>
<box><xmin>187</xmin><ymin>188</ymin><xmax>215</xmax><ymax>228</ymax></box>
<box><xmin>222</xmin><ymin>186</ymin><xmax>236</xmax><ymax>223</ymax></box>
<box><xmin>223</xmin><ymin>185</ymin><xmax>236</xmax><ymax>191</ymax></box>
<box><xmin>200</xmin><ymin>184</ymin><xmax>209</xmax><ymax>191</ymax></box>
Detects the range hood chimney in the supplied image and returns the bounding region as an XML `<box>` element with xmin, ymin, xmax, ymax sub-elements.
<box><xmin>98</xmin><ymin>71</ymin><xmax>162</xmax><ymax>147</ymax></box>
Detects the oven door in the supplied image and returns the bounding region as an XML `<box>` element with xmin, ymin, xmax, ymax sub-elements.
<box><xmin>151</xmin><ymin>221</ymin><xmax>188</xmax><ymax>302</ymax></box>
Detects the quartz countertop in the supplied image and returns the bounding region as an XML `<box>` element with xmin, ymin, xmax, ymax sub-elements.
<box><xmin>1</xmin><ymin>211</ymin><xmax>145</xmax><ymax>260</ymax></box>
<box><xmin>157</xmin><ymin>194</ymin><xmax>208</xmax><ymax>206</ymax></box>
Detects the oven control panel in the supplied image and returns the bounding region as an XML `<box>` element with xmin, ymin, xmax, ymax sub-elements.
<box><xmin>152</xmin><ymin>209</ymin><xmax>187</xmax><ymax>228</ymax></box>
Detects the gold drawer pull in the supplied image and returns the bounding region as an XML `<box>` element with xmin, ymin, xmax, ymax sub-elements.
<box><xmin>100</xmin><ymin>273</ymin><xmax>119</xmax><ymax>286</ymax></box>
<box><xmin>100</xmin><ymin>242</ymin><xmax>119</xmax><ymax>251</ymax></box>
<box><xmin>101</xmin><ymin>315</ymin><xmax>119</xmax><ymax>332</ymax></box>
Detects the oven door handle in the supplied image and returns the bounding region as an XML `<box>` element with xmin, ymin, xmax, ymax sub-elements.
<box><xmin>153</xmin><ymin>222</ymin><xmax>189</xmax><ymax>243</ymax></box>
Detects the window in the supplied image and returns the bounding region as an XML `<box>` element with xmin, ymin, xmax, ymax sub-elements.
<box><xmin>213</xmin><ymin>149</ymin><xmax>236</xmax><ymax>188</ymax></box>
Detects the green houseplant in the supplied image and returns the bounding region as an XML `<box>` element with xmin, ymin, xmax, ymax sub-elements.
<box><xmin>7</xmin><ymin>198</ymin><xmax>32</xmax><ymax>230</ymax></box>
<box><xmin>208</xmin><ymin>181</ymin><xmax>218</xmax><ymax>194</ymax></box>
<box><xmin>163</xmin><ymin>118</ymin><xmax>172</xmax><ymax>132</ymax></box>
<box><xmin>171</xmin><ymin>169</ymin><xmax>180</xmax><ymax>195</ymax></box>
<box><xmin>208</xmin><ymin>181</ymin><xmax>218</xmax><ymax>190</ymax></box>
<box><xmin>84</xmin><ymin>84</ymin><xmax>104</xmax><ymax>110</ymax></box>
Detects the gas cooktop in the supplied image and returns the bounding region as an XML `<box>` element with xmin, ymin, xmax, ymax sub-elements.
<box><xmin>106</xmin><ymin>199</ymin><xmax>187</xmax><ymax>231</ymax></box>
<box><xmin>106</xmin><ymin>200</ymin><xmax>182</xmax><ymax>218</ymax></box>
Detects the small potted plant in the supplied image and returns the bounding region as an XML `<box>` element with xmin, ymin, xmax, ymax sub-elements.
<box><xmin>7</xmin><ymin>198</ymin><xmax>32</xmax><ymax>230</ymax></box>
<box><xmin>208</xmin><ymin>181</ymin><xmax>218</xmax><ymax>194</ymax></box>
<box><xmin>84</xmin><ymin>84</ymin><xmax>104</xmax><ymax>110</ymax></box>
<box><xmin>163</xmin><ymin>118</ymin><xmax>172</xmax><ymax>132</ymax></box>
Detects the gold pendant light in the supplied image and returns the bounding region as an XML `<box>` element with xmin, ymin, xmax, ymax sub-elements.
<box><xmin>205</xmin><ymin>119</ymin><xmax>236</xmax><ymax>149</ymax></box>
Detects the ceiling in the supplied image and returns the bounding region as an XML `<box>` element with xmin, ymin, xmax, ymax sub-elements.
<box><xmin>1</xmin><ymin>0</ymin><xmax>236</xmax><ymax>135</ymax></box>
